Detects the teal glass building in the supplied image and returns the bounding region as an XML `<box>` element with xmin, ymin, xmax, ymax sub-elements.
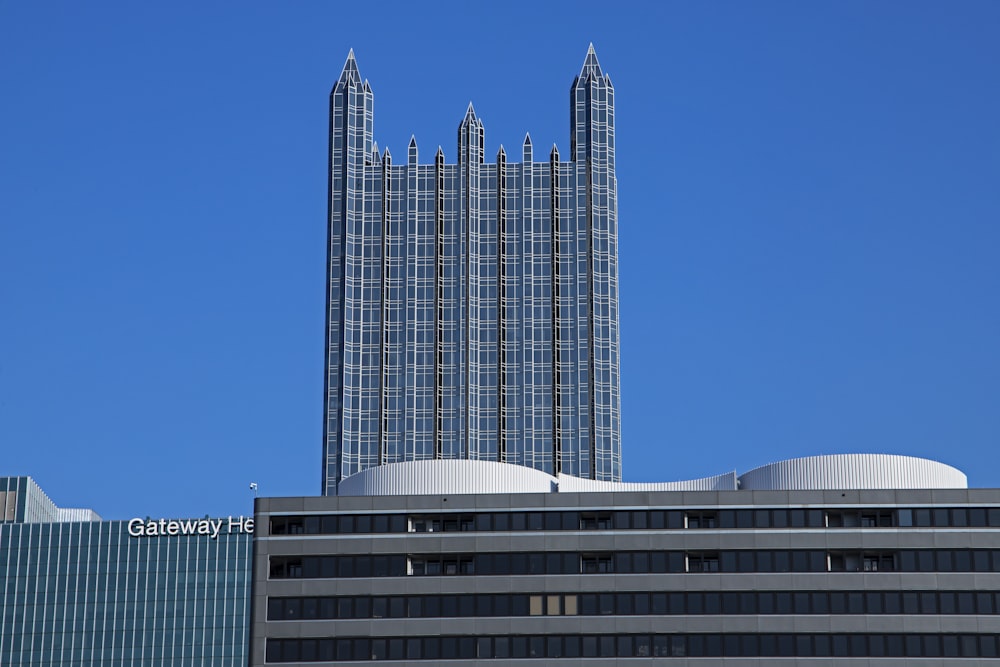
<box><xmin>0</xmin><ymin>477</ymin><xmax>252</xmax><ymax>667</ymax></box>
<box><xmin>323</xmin><ymin>46</ymin><xmax>621</xmax><ymax>494</ymax></box>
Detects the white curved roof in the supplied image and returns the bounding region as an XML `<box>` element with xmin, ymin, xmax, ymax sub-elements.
<box><xmin>556</xmin><ymin>471</ymin><xmax>738</xmax><ymax>492</ymax></box>
<box><xmin>737</xmin><ymin>453</ymin><xmax>967</xmax><ymax>490</ymax></box>
<box><xmin>337</xmin><ymin>459</ymin><xmax>558</xmax><ymax>496</ymax></box>
<box><xmin>336</xmin><ymin>454</ymin><xmax>967</xmax><ymax>496</ymax></box>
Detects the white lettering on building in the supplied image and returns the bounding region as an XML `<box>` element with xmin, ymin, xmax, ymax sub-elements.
<box><xmin>127</xmin><ymin>515</ymin><xmax>254</xmax><ymax>539</ymax></box>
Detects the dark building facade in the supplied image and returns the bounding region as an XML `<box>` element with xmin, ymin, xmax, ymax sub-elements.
<box><xmin>250</xmin><ymin>475</ymin><xmax>1000</xmax><ymax>665</ymax></box>
<box><xmin>322</xmin><ymin>46</ymin><xmax>621</xmax><ymax>494</ymax></box>
<box><xmin>0</xmin><ymin>477</ymin><xmax>254</xmax><ymax>667</ymax></box>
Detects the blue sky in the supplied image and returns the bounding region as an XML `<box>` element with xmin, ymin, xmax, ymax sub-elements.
<box><xmin>1</xmin><ymin>2</ymin><xmax>997</xmax><ymax>519</ymax></box>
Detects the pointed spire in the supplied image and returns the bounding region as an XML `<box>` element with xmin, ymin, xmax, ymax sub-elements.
<box><xmin>436</xmin><ymin>145</ymin><xmax>445</xmax><ymax>160</ymax></box>
<box><xmin>550</xmin><ymin>143</ymin><xmax>560</xmax><ymax>161</ymax></box>
<box><xmin>408</xmin><ymin>135</ymin><xmax>418</xmax><ymax>164</ymax></box>
<box><xmin>338</xmin><ymin>48</ymin><xmax>362</xmax><ymax>85</ymax></box>
<box><xmin>523</xmin><ymin>133</ymin><xmax>532</xmax><ymax>147</ymax></box>
<box><xmin>579</xmin><ymin>43</ymin><xmax>603</xmax><ymax>79</ymax></box>
<box><xmin>497</xmin><ymin>144</ymin><xmax>506</xmax><ymax>161</ymax></box>
<box><xmin>383</xmin><ymin>147</ymin><xmax>392</xmax><ymax>160</ymax></box>
<box><xmin>464</xmin><ymin>102</ymin><xmax>477</xmax><ymax>121</ymax></box>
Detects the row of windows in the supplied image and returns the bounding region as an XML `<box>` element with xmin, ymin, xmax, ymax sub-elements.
<box><xmin>267</xmin><ymin>588</ymin><xmax>1000</xmax><ymax>621</ymax></box>
<box><xmin>267</xmin><ymin>548</ymin><xmax>1000</xmax><ymax>579</ymax></box>
<box><xmin>268</xmin><ymin>506</ymin><xmax>1000</xmax><ymax>535</ymax></box>
<box><xmin>265</xmin><ymin>632</ymin><xmax>1000</xmax><ymax>662</ymax></box>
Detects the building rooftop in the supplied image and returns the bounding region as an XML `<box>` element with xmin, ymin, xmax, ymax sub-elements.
<box><xmin>334</xmin><ymin>454</ymin><xmax>968</xmax><ymax>497</ymax></box>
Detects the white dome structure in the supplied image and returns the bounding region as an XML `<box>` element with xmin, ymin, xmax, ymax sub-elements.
<box><xmin>336</xmin><ymin>454</ymin><xmax>967</xmax><ymax>496</ymax></box>
<box><xmin>737</xmin><ymin>453</ymin><xmax>967</xmax><ymax>490</ymax></box>
<box><xmin>337</xmin><ymin>459</ymin><xmax>559</xmax><ymax>496</ymax></box>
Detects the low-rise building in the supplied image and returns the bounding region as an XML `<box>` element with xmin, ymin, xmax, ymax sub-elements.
<box><xmin>250</xmin><ymin>455</ymin><xmax>1000</xmax><ymax>665</ymax></box>
<box><xmin>0</xmin><ymin>476</ymin><xmax>253</xmax><ymax>667</ymax></box>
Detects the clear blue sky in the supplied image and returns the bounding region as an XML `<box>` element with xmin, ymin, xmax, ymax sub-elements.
<box><xmin>1</xmin><ymin>2</ymin><xmax>997</xmax><ymax>519</ymax></box>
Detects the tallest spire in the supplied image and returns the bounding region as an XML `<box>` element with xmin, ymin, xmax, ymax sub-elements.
<box><xmin>338</xmin><ymin>48</ymin><xmax>362</xmax><ymax>85</ymax></box>
<box><xmin>579</xmin><ymin>43</ymin><xmax>603</xmax><ymax>78</ymax></box>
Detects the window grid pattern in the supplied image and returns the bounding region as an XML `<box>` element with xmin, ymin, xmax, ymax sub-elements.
<box><xmin>267</xmin><ymin>505</ymin><xmax>1000</xmax><ymax>535</ymax></box>
<box><xmin>323</xmin><ymin>49</ymin><xmax>621</xmax><ymax>493</ymax></box>
<box><xmin>265</xmin><ymin>632</ymin><xmax>1000</xmax><ymax>662</ymax></box>
<box><xmin>266</xmin><ymin>589</ymin><xmax>1000</xmax><ymax>621</ymax></box>
<box><xmin>380</xmin><ymin>154</ymin><xmax>406</xmax><ymax>463</ymax></box>
<box><xmin>0</xmin><ymin>521</ymin><xmax>251</xmax><ymax>667</ymax></box>
<box><xmin>405</xmin><ymin>158</ymin><xmax>436</xmax><ymax>462</ymax></box>
<box><xmin>267</xmin><ymin>548</ymin><xmax>1000</xmax><ymax>579</ymax></box>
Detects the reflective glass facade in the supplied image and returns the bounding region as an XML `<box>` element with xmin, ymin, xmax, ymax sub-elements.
<box><xmin>323</xmin><ymin>46</ymin><xmax>621</xmax><ymax>493</ymax></box>
<box><xmin>0</xmin><ymin>513</ymin><xmax>252</xmax><ymax>667</ymax></box>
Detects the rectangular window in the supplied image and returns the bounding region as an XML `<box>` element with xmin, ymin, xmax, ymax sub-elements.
<box><xmin>581</xmin><ymin>554</ymin><xmax>613</xmax><ymax>574</ymax></box>
<box><xmin>686</xmin><ymin>511</ymin><xmax>718</xmax><ymax>529</ymax></box>
<box><xmin>687</xmin><ymin>553</ymin><xmax>720</xmax><ymax>572</ymax></box>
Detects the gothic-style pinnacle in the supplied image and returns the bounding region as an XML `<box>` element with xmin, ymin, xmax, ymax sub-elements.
<box><xmin>579</xmin><ymin>43</ymin><xmax>603</xmax><ymax>78</ymax></box>
<box><xmin>550</xmin><ymin>143</ymin><xmax>560</xmax><ymax>160</ymax></box>
<box><xmin>339</xmin><ymin>48</ymin><xmax>362</xmax><ymax>83</ymax></box>
<box><xmin>464</xmin><ymin>102</ymin><xmax>477</xmax><ymax>120</ymax></box>
<box><xmin>497</xmin><ymin>145</ymin><xmax>506</xmax><ymax>160</ymax></box>
<box><xmin>523</xmin><ymin>133</ymin><xmax>532</xmax><ymax>147</ymax></box>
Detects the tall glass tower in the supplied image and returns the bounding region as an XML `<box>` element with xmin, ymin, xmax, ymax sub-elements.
<box><xmin>323</xmin><ymin>46</ymin><xmax>620</xmax><ymax>494</ymax></box>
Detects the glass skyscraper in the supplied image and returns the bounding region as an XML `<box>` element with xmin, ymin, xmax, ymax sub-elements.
<box><xmin>322</xmin><ymin>46</ymin><xmax>621</xmax><ymax>494</ymax></box>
